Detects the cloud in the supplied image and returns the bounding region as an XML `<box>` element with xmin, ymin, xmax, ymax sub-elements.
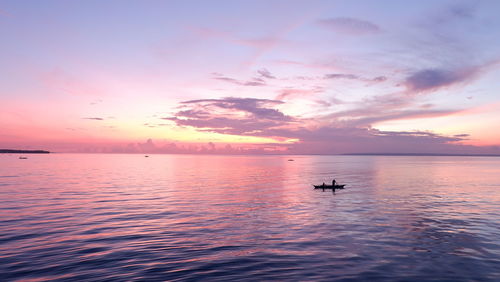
<box><xmin>66</xmin><ymin>138</ymin><xmax>294</xmax><ymax>155</ymax></box>
<box><xmin>41</xmin><ymin>68</ymin><xmax>102</xmax><ymax>97</ymax></box>
<box><xmin>429</xmin><ymin>2</ymin><xmax>477</xmax><ymax>25</ymax></box>
<box><xmin>324</xmin><ymin>73</ymin><xmax>387</xmax><ymax>83</ymax></box>
<box><xmin>90</xmin><ymin>99</ymin><xmax>103</xmax><ymax>105</ymax></box>
<box><xmin>404</xmin><ymin>67</ymin><xmax>479</xmax><ymax>93</ymax></box>
<box><xmin>275</xmin><ymin>87</ymin><xmax>324</xmax><ymax>100</ymax></box>
<box><xmin>257</xmin><ymin>68</ymin><xmax>276</xmax><ymax>79</ymax></box>
<box><xmin>447</xmin><ymin>3</ymin><xmax>475</xmax><ymax>19</ymax></box>
<box><xmin>324</xmin><ymin>73</ymin><xmax>359</xmax><ymax>80</ymax></box>
<box><xmin>160</xmin><ymin>95</ymin><xmax>488</xmax><ymax>155</ymax></box>
<box><xmin>168</xmin><ymin>92</ymin><xmax>454</xmax><ymax>140</ymax></box>
<box><xmin>315</xmin><ymin>88</ymin><xmax>466</xmax><ymax>129</ymax></box>
<box><xmin>82</xmin><ymin>117</ymin><xmax>104</xmax><ymax>121</ymax></box>
<box><xmin>188</xmin><ymin>27</ymin><xmax>293</xmax><ymax>68</ymax></box>
<box><xmin>401</xmin><ymin>2</ymin><xmax>486</xmax><ymax>70</ymax></box>
<box><xmin>181</xmin><ymin>98</ymin><xmax>288</xmax><ymax>120</ymax></box>
<box><xmin>212</xmin><ymin>68</ymin><xmax>278</xmax><ymax>87</ymax></box>
<box><xmin>339</xmin><ymin>109</ymin><xmax>460</xmax><ymax>128</ymax></box>
<box><xmin>164</xmin><ymin>97</ymin><xmax>294</xmax><ymax>136</ymax></box>
<box><xmin>243</xmin><ymin>81</ymin><xmax>267</xmax><ymax>86</ymax></box>
<box><xmin>372</xmin><ymin>76</ymin><xmax>387</xmax><ymax>82</ymax></box>
<box><xmin>318</xmin><ymin>17</ymin><xmax>380</xmax><ymax>35</ymax></box>
<box><xmin>315</xmin><ymin>99</ymin><xmax>333</xmax><ymax>107</ymax></box>
<box><xmin>212</xmin><ymin>73</ymin><xmax>267</xmax><ymax>87</ymax></box>
<box><xmin>235</xmin><ymin>37</ymin><xmax>282</xmax><ymax>49</ymax></box>
<box><xmin>261</xmin><ymin>126</ymin><xmax>474</xmax><ymax>155</ymax></box>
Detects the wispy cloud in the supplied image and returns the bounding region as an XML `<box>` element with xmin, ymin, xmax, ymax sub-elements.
<box><xmin>276</xmin><ymin>87</ymin><xmax>324</xmax><ymax>100</ymax></box>
<box><xmin>257</xmin><ymin>68</ymin><xmax>276</xmax><ymax>79</ymax></box>
<box><xmin>313</xmin><ymin>88</ymin><xmax>464</xmax><ymax>129</ymax></box>
<box><xmin>338</xmin><ymin>109</ymin><xmax>461</xmax><ymax>128</ymax></box>
<box><xmin>324</xmin><ymin>73</ymin><xmax>387</xmax><ymax>82</ymax></box>
<box><xmin>318</xmin><ymin>17</ymin><xmax>381</xmax><ymax>35</ymax></box>
<box><xmin>262</xmin><ymin>125</ymin><xmax>478</xmax><ymax>155</ymax></box>
<box><xmin>90</xmin><ymin>99</ymin><xmax>103</xmax><ymax>105</ymax></box>
<box><xmin>427</xmin><ymin>1</ymin><xmax>477</xmax><ymax>25</ymax></box>
<box><xmin>212</xmin><ymin>73</ymin><xmax>267</xmax><ymax>87</ymax></box>
<box><xmin>324</xmin><ymin>73</ymin><xmax>359</xmax><ymax>80</ymax></box>
<box><xmin>190</xmin><ymin>23</ymin><xmax>298</xmax><ymax>68</ymax></box>
<box><xmin>40</xmin><ymin>68</ymin><xmax>102</xmax><ymax>97</ymax></box>
<box><xmin>82</xmin><ymin>117</ymin><xmax>104</xmax><ymax>121</ymax></box>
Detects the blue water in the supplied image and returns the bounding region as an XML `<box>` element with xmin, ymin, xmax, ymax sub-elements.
<box><xmin>1</xmin><ymin>154</ymin><xmax>499</xmax><ymax>281</ymax></box>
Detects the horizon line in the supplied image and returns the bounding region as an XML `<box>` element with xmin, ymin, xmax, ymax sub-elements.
<box><xmin>2</xmin><ymin>149</ymin><xmax>500</xmax><ymax>157</ymax></box>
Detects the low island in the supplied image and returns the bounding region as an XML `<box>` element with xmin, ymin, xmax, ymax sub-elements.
<box><xmin>0</xmin><ymin>149</ymin><xmax>50</xmax><ymax>154</ymax></box>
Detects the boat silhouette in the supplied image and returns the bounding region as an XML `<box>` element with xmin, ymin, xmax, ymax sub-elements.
<box><xmin>313</xmin><ymin>184</ymin><xmax>345</xmax><ymax>189</ymax></box>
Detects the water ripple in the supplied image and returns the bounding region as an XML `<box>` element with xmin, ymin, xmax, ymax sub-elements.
<box><xmin>1</xmin><ymin>154</ymin><xmax>499</xmax><ymax>281</ymax></box>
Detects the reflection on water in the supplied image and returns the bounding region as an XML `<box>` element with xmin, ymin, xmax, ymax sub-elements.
<box><xmin>1</xmin><ymin>154</ymin><xmax>499</xmax><ymax>281</ymax></box>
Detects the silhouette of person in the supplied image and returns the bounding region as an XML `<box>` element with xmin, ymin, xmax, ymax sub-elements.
<box><xmin>332</xmin><ymin>179</ymin><xmax>336</xmax><ymax>186</ymax></box>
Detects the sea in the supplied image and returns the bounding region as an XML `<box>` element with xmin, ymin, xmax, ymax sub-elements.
<box><xmin>1</xmin><ymin>154</ymin><xmax>499</xmax><ymax>281</ymax></box>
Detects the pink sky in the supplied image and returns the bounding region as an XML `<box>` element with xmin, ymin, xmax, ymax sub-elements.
<box><xmin>1</xmin><ymin>1</ymin><xmax>500</xmax><ymax>154</ymax></box>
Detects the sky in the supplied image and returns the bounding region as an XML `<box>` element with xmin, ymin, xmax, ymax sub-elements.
<box><xmin>1</xmin><ymin>0</ymin><xmax>500</xmax><ymax>154</ymax></box>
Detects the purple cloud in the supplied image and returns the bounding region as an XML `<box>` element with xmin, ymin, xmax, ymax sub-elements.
<box><xmin>160</xmin><ymin>94</ymin><xmax>482</xmax><ymax>155</ymax></box>
<box><xmin>314</xmin><ymin>89</ymin><xmax>467</xmax><ymax>130</ymax></box>
<box><xmin>264</xmin><ymin>126</ymin><xmax>473</xmax><ymax>155</ymax></box>
<box><xmin>318</xmin><ymin>17</ymin><xmax>380</xmax><ymax>35</ymax></box>
<box><xmin>213</xmin><ymin>76</ymin><xmax>240</xmax><ymax>84</ymax></box>
<box><xmin>324</xmin><ymin>73</ymin><xmax>387</xmax><ymax>83</ymax></box>
<box><xmin>243</xmin><ymin>80</ymin><xmax>266</xmax><ymax>86</ymax></box>
<box><xmin>372</xmin><ymin>76</ymin><xmax>387</xmax><ymax>82</ymax></box>
<box><xmin>324</xmin><ymin>73</ymin><xmax>359</xmax><ymax>80</ymax></box>
<box><xmin>82</xmin><ymin>117</ymin><xmax>104</xmax><ymax>121</ymax></box>
<box><xmin>404</xmin><ymin>68</ymin><xmax>478</xmax><ymax>93</ymax></box>
<box><xmin>429</xmin><ymin>2</ymin><xmax>477</xmax><ymax>25</ymax></box>
<box><xmin>164</xmin><ymin>97</ymin><xmax>294</xmax><ymax>136</ymax></box>
<box><xmin>257</xmin><ymin>68</ymin><xmax>276</xmax><ymax>79</ymax></box>
<box><xmin>212</xmin><ymin>73</ymin><xmax>267</xmax><ymax>87</ymax></box>
<box><xmin>181</xmin><ymin>98</ymin><xmax>288</xmax><ymax>120</ymax></box>
<box><xmin>339</xmin><ymin>109</ymin><xmax>460</xmax><ymax>128</ymax></box>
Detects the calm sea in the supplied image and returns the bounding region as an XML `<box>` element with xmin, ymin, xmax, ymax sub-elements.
<box><xmin>1</xmin><ymin>154</ymin><xmax>499</xmax><ymax>281</ymax></box>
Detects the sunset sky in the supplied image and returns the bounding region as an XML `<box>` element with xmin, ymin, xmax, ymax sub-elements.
<box><xmin>1</xmin><ymin>0</ymin><xmax>500</xmax><ymax>154</ymax></box>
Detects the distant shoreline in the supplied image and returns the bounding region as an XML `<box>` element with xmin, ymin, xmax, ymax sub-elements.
<box><xmin>343</xmin><ymin>153</ymin><xmax>500</xmax><ymax>157</ymax></box>
<box><xmin>0</xmin><ymin>149</ymin><xmax>50</xmax><ymax>154</ymax></box>
<box><xmin>1</xmin><ymin>150</ymin><xmax>499</xmax><ymax>157</ymax></box>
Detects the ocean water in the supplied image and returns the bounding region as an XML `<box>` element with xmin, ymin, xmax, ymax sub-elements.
<box><xmin>1</xmin><ymin>154</ymin><xmax>499</xmax><ymax>281</ymax></box>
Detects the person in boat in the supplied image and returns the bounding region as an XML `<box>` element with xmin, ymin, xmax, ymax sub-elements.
<box><xmin>332</xmin><ymin>179</ymin><xmax>336</xmax><ymax>186</ymax></box>
<box><xmin>322</xmin><ymin>182</ymin><xmax>326</xmax><ymax>187</ymax></box>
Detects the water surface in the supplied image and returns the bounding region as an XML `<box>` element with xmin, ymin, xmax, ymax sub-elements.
<box><xmin>1</xmin><ymin>154</ymin><xmax>499</xmax><ymax>281</ymax></box>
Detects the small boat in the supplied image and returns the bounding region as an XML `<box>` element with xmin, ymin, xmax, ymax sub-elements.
<box><xmin>19</xmin><ymin>156</ymin><xmax>28</xmax><ymax>159</ymax></box>
<box><xmin>288</xmin><ymin>159</ymin><xmax>294</xmax><ymax>161</ymax></box>
<box><xmin>144</xmin><ymin>155</ymin><xmax>149</xmax><ymax>158</ymax></box>
<box><xmin>313</xmin><ymin>184</ymin><xmax>345</xmax><ymax>189</ymax></box>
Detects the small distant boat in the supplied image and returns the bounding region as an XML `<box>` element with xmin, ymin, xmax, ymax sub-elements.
<box><xmin>288</xmin><ymin>159</ymin><xmax>294</xmax><ymax>161</ymax></box>
<box><xmin>19</xmin><ymin>156</ymin><xmax>28</xmax><ymax>159</ymax></box>
<box><xmin>313</xmin><ymin>184</ymin><xmax>345</xmax><ymax>189</ymax></box>
<box><xmin>144</xmin><ymin>155</ymin><xmax>149</xmax><ymax>158</ymax></box>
